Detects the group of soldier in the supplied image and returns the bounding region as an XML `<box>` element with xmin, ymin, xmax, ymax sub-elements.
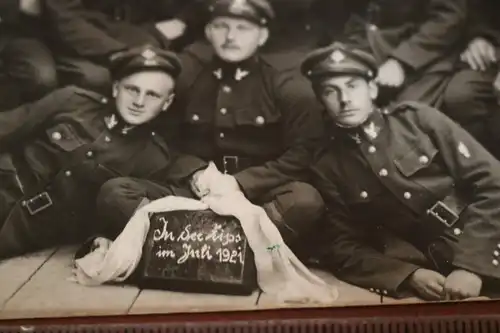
<box><xmin>1</xmin><ymin>0</ymin><xmax>500</xmax><ymax>304</ymax></box>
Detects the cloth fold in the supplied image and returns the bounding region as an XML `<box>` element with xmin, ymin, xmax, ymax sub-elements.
<box><xmin>71</xmin><ymin>166</ymin><xmax>339</xmax><ymax>305</ymax></box>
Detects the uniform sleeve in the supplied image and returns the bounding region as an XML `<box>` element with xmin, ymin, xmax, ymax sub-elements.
<box><xmin>415</xmin><ymin>103</ymin><xmax>500</xmax><ymax>279</ymax></box>
<box><xmin>0</xmin><ymin>0</ymin><xmax>21</xmax><ymax>24</ymax></box>
<box><xmin>44</xmin><ymin>0</ymin><xmax>127</xmax><ymax>58</ymax></box>
<box><xmin>311</xmin><ymin>156</ymin><xmax>421</xmax><ymax>298</ymax></box>
<box><xmin>162</xmin><ymin>152</ymin><xmax>208</xmax><ymax>185</ymax></box>
<box><xmin>391</xmin><ymin>0</ymin><xmax>466</xmax><ymax>71</ymax></box>
<box><xmin>234</xmin><ymin>74</ymin><xmax>325</xmax><ymax>200</ymax></box>
<box><xmin>0</xmin><ymin>87</ymin><xmax>76</xmax><ymax>149</ymax></box>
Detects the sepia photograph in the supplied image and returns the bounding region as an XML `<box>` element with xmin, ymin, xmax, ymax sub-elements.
<box><xmin>0</xmin><ymin>0</ymin><xmax>499</xmax><ymax>321</ymax></box>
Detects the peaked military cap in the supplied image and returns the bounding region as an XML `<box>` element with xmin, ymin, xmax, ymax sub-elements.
<box><xmin>301</xmin><ymin>42</ymin><xmax>377</xmax><ymax>81</ymax></box>
<box><xmin>109</xmin><ymin>45</ymin><xmax>182</xmax><ymax>80</ymax></box>
<box><xmin>207</xmin><ymin>0</ymin><xmax>275</xmax><ymax>26</ymax></box>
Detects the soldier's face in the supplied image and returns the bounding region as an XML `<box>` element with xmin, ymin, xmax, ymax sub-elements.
<box><xmin>205</xmin><ymin>17</ymin><xmax>269</xmax><ymax>63</ymax></box>
<box><xmin>319</xmin><ymin>75</ymin><xmax>378</xmax><ymax>127</ymax></box>
<box><xmin>112</xmin><ymin>71</ymin><xmax>175</xmax><ymax>126</ymax></box>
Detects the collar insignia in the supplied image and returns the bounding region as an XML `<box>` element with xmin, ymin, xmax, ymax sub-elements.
<box><xmin>105</xmin><ymin>114</ymin><xmax>118</xmax><ymax>130</ymax></box>
<box><xmin>235</xmin><ymin>68</ymin><xmax>250</xmax><ymax>81</ymax></box>
<box><xmin>213</xmin><ymin>68</ymin><xmax>223</xmax><ymax>80</ymax></box>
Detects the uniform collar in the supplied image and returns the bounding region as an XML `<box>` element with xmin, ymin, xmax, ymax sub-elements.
<box><xmin>331</xmin><ymin>108</ymin><xmax>386</xmax><ymax>145</ymax></box>
<box><xmin>104</xmin><ymin>112</ymin><xmax>152</xmax><ymax>137</ymax></box>
<box><xmin>211</xmin><ymin>55</ymin><xmax>258</xmax><ymax>81</ymax></box>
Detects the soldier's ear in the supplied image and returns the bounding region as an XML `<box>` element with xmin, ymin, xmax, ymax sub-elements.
<box><xmin>368</xmin><ymin>80</ymin><xmax>379</xmax><ymax>100</ymax></box>
<box><xmin>205</xmin><ymin>23</ymin><xmax>214</xmax><ymax>44</ymax></box>
<box><xmin>112</xmin><ymin>82</ymin><xmax>119</xmax><ymax>98</ymax></box>
<box><xmin>162</xmin><ymin>93</ymin><xmax>175</xmax><ymax>112</ymax></box>
<box><xmin>258</xmin><ymin>27</ymin><xmax>269</xmax><ymax>46</ymax></box>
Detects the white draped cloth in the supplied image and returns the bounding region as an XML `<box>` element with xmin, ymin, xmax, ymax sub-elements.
<box><xmin>71</xmin><ymin>163</ymin><xmax>339</xmax><ymax>305</ymax></box>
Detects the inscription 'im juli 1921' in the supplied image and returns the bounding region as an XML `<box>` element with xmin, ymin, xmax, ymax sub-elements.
<box><xmin>152</xmin><ymin>215</ymin><xmax>245</xmax><ymax>265</ymax></box>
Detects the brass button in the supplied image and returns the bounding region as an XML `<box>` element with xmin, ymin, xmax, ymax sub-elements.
<box><xmin>101</xmin><ymin>97</ymin><xmax>108</xmax><ymax>104</ymax></box>
<box><xmin>493</xmin><ymin>259</ymin><xmax>499</xmax><ymax>266</ymax></box>
<box><xmin>368</xmin><ymin>24</ymin><xmax>378</xmax><ymax>31</ymax></box>
<box><xmin>51</xmin><ymin>132</ymin><xmax>62</xmax><ymax>140</ymax></box>
<box><xmin>65</xmin><ymin>170</ymin><xmax>72</xmax><ymax>177</ymax></box>
<box><xmin>368</xmin><ymin>146</ymin><xmax>376</xmax><ymax>153</ymax></box>
<box><xmin>404</xmin><ymin>192</ymin><xmax>412</xmax><ymax>200</ymax></box>
<box><xmin>219</xmin><ymin>132</ymin><xmax>225</xmax><ymax>139</ymax></box>
<box><xmin>360</xmin><ymin>191</ymin><xmax>368</xmax><ymax>199</ymax></box>
<box><xmin>192</xmin><ymin>114</ymin><xmax>199</xmax><ymax>121</ymax></box>
<box><xmin>255</xmin><ymin>116</ymin><xmax>265</xmax><ymax>125</ymax></box>
<box><xmin>220</xmin><ymin>108</ymin><xmax>227</xmax><ymax>115</ymax></box>
<box><xmin>151</xmin><ymin>131</ymin><xmax>156</xmax><ymax>136</ymax></box>
<box><xmin>379</xmin><ymin>169</ymin><xmax>388</xmax><ymax>177</ymax></box>
<box><xmin>104</xmin><ymin>136</ymin><xmax>111</xmax><ymax>143</ymax></box>
<box><xmin>222</xmin><ymin>85</ymin><xmax>232</xmax><ymax>93</ymax></box>
<box><xmin>453</xmin><ymin>228</ymin><xmax>462</xmax><ymax>236</ymax></box>
<box><xmin>494</xmin><ymin>251</ymin><xmax>499</xmax><ymax>257</ymax></box>
<box><xmin>419</xmin><ymin>155</ymin><xmax>429</xmax><ymax>164</ymax></box>
<box><xmin>305</xmin><ymin>24</ymin><xmax>311</xmax><ymax>31</ymax></box>
<box><xmin>86</xmin><ymin>151</ymin><xmax>93</xmax><ymax>157</ymax></box>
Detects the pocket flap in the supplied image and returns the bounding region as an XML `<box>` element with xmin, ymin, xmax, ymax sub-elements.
<box><xmin>46</xmin><ymin>123</ymin><xmax>84</xmax><ymax>152</ymax></box>
<box><xmin>394</xmin><ymin>140</ymin><xmax>438</xmax><ymax>177</ymax></box>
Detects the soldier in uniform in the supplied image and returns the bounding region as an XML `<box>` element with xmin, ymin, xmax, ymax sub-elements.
<box><xmin>0</xmin><ymin>45</ymin><xmax>208</xmax><ymax>260</ymax></box>
<box><xmin>337</xmin><ymin>0</ymin><xmax>466</xmax><ymax>110</ymax></box>
<box><xmin>443</xmin><ymin>0</ymin><xmax>500</xmax><ymax>156</ymax></box>
<box><xmin>159</xmin><ymin>0</ymin><xmax>325</xmax><ymax>251</ymax></box>
<box><xmin>0</xmin><ymin>0</ymin><xmax>58</xmax><ymax>109</ymax></box>
<box><xmin>302</xmin><ymin>43</ymin><xmax>500</xmax><ymax>301</ymax></box>
<box><xmin>43</xmin><ymin>0</ymin><xmax>201</xmax><ymax>93</ymax></box>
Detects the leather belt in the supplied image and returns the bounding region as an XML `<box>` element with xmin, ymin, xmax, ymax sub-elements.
<box><xmin>213</xmin><ymin>155</ymin><xmax>267</xmax><ymax>175</ymax></box>
<box><xmin>425</xmin><ymin>187</ymin><xmax>468</xmax><ymax>228</ymax></box>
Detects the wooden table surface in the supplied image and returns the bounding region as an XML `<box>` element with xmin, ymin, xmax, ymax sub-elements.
<box><xmin>0</xmin><ymin>246</ymin><xmax>423</xmax><ymax>320</ymax></box>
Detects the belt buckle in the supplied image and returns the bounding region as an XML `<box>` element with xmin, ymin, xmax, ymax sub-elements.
<box><xmin>23</xmin><ymin>192</ymin><xmax>53</xmax><ymax>216</ymax></box>
<box><xmin>222</xmin><ymin>156</ymin><xmax>239</xmax><ymax>174</ymax></box>
<box><xmin>427</xmin><ymin>201</ymin><xmax>459</xmax><ymax>227</ymax></box>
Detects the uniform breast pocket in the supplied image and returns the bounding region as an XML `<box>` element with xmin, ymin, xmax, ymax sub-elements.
<box><xmin>46</xmin><ymin>123</ymin><xmax>85</xmax><ymax>152</ymax></box>
<box><xmin>393</xmin><ymin>137</ymin><xmax>453</xmax><ymax>195</ymax></box>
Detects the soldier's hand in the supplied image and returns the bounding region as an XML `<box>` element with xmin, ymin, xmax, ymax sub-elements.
<box><xmin>190</xmin><ymin>169</ymin><xmax>210</xmax><ymax>198</ymax></box>
<box><xmin>211</xmin><ymin>175</ymin><xmax>242</xmax><ymax>196</ymax></box>
<box><xmin>375</xmin><ymin>59</ymin><xmax>406</xmax><ymax>88</ymax></box>
<box><xmin>156</xmin><ymin>19</ymin><xmax>187</xmax><ymax>40</ymax></box>
<box><xmin>19</xmin><ymin>0</ymin><xmax>41</xmax><ymax>16</ymax></box>
<box><xmin>443</xmin><ymin>269</ymin><xmax>482</xmax><ymax>300</ymax></box>
<box><xmin>461</xmin><ymin>38</ymin><xmax>497</xmax><ymax>71</ymax></box>
<box><xmin>407</xmin><ymin>268</ymin><xmax>446</xmax><ymax>301</ymax></box>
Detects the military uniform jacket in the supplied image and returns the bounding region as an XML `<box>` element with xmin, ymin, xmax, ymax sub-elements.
<box><xmin>169</xmin><ymin>42</ymin><xmax>324</xmax><ymax>201</ymax></box>
<box><xmin>311</xmin><ymin>101</ymin><xmax>500</xmax><ymax>298</ymax></box>
<box><xmin>0</xmin><ymin>86</ymin><xmax>206</xmax><ymax>242</ymax></box>
<box><xmin>341</xmin><ymin>0</ymin><xmax>466</xmax><ymax>74</ymax></box>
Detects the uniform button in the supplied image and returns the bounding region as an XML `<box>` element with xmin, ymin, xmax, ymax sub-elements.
<box><xmin>453</xmin><ymin>228</ymin><xmax>462</xmax><ymax>236</ymax></box>
<box><xmin>104</xmin><ymin>136</ymin><xmax>111</xmax><ymax>142</ymax></box>
<box><xmin>369</xmin><ymin>288</ymin><xmax>374</xmax><ymax>292</ymax></box>
<box><xmin>65</xmin><ymin>170</ymin><xmax>72</xmax><ymax>177</ymax></box>
<box><xmin>368</xmin><ymin>24</ymin><xmax>378</xmax><ymax>31</ymax></box>
<box><xmin>101</xmin><ymin>97</ymin><xmax>108</xmax><ymax>104</ymax></box>
<box><xmin>151</xmin><ymin>131</ymin><xmax>156</xmax><ymax>136</ymax></box>
<box><xmin>379</xmin><ymin>169</ymin><xmax>388</xmax><ymax>177</ymax></box>
<box><xmin>51</xmin><ymin>132</ymin><xmax>62</xmax><ymax>140</ymax></box>
<box><xmin>383</xmin><ymin>290</ymin><xmax>388</xmax><ymax>295</ymax></box>
<box><xmin>419</xmin><ymin>155</ymin><xmax>429</xmax><ymax>164</ymax></box>
<box><xmin>222</xmin><ymin>85</ymin><xmax>232</xmax><ymax>93</ymax></box>
<box><xmin>368</xmin><ymin>146</ymin><xmax>376</xmax><ymax>153</ymax></box>
<box><xmin>404</xmin><ymin>192</ymin><xmax>412</xmax><ymax>200</ymax></box>
<box><xmin>192</xmin><ymin>114</ymin><xmax>199</xmax><ymax>121</ymax></box>
<box><xmin>305</xmin><ymin>24</ymin><xmax>311</xmax><ymax>31</ymax></box>
<box><xmin>494</xmin><ymin>251</ymin><xmax>500</xmax><ymax>257</ymax></box>
<box><xmin>219</xmin><ymin>132</ymin><xmax>225</xmax><ymax>139</ymax></box>
<box><xmin>220</xmin><ymin>108</ymin><xmax>227</xmax><ymax>115</ymax></box>
<box><xmin>497</xmin><ymin>243</ymin><xmax>500</xmax><ymax>249</ymax></box>
<box><xmin>493</xmin><ymin>259</ymin><xmax>499</xmax><ymax>266</ymax></box>
<box><xmin>86</xmin><ymin>151</ymin><xmax>93</xmax><ymax>157</ymax></box>
<box><xmin>255</xmin><ymin>116</ymin><xmax>265</xmax><ymax>125</ymax></box>
<box><xmin>360</xmin><ymin>191</ymin><xmax>368</xmax><ymax>199</ymax></box>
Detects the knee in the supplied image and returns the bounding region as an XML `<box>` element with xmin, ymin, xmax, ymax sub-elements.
<box><xmin>284</xmin><ymin>182</ymin><xmax>325</xmax><ymax>222</ymax></box>
<box><xmin>96</xmin><ymin>177</ymin><xmax>139</xmax><ymax>211</ymax></box>
<box><xmin>443</xmin><ymin>70</ymin><xmax>493</xmax><ymax>121</ymax></box>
